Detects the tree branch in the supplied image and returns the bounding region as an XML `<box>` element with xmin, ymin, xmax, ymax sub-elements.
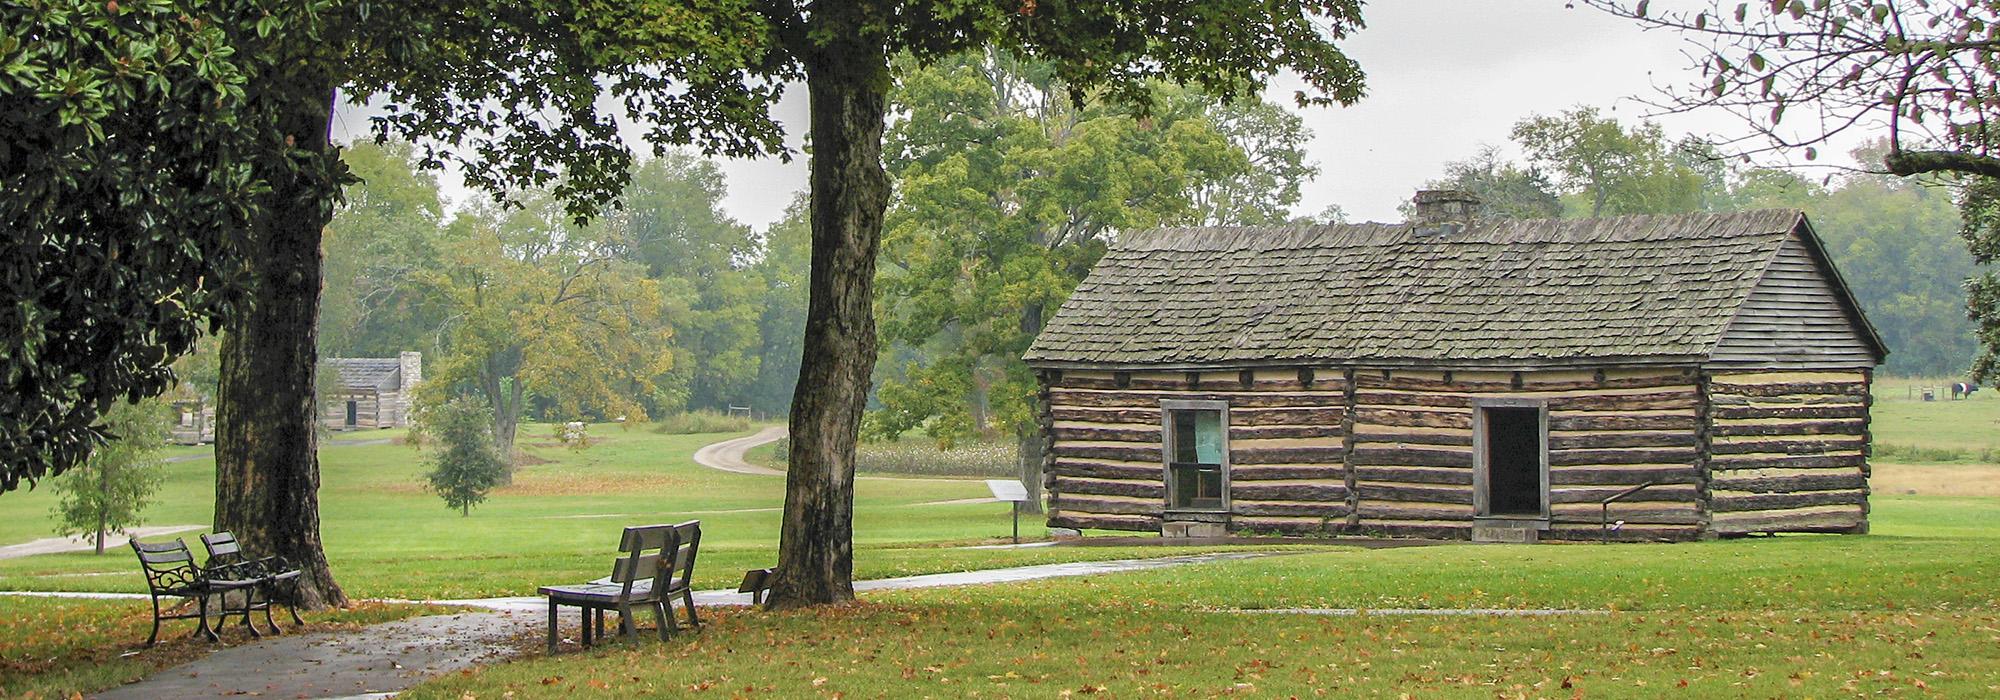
<box><xmin>1883</xmin><ymin>149</ymin><xmax>2000</xmax><ymax>178</ymax></box>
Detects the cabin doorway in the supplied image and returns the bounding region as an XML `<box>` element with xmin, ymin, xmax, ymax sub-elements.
<box><xmin>1475</xmin><ymin>402</ymin><xmax>1548</xmax><ymax>519</ymax></box>
<box><xmin>344</xmin><ymin>400</ymin><xmax>359</xmax><ymax>428</ymax></box>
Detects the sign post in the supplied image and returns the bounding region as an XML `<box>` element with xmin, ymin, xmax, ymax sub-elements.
<box><xmin>984</xmin><ymin>479</ymin><xmax>1031</xmax><ymax>544</ymax></box>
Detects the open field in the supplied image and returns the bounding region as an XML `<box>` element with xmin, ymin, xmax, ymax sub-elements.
<box><xmin>407</xmin><ymin>496</ymin><xmax>2000</xmax><ymax>698</ymax></box>
<box><xmin>0</xmin><ymin>426</ymin><xmax>1277</xmax><ymax>601</ymax></box>
<box><xmin>1871</xmin><ymin>375</ymin><xmax>2000</xmax><ymax>461</ymax></box>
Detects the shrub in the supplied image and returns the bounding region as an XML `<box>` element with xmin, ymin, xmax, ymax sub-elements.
<box><xmin>423</xmin><ymin>399</ymin><xmax>509</xmax><ymax>516</ymax></box>
<box><xmin>49</xmin><ymin>400</ymin><xmax>169</xmax><ymax>554</ymax></box>
<box><xmin>651</xmin><ymin>409</ymin><xmax>752</xmax><ymax>435</ymax></box>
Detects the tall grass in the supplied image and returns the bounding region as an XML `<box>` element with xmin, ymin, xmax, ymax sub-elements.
<box><xmin>1874</xmin><ymin>442</ymin><xmax>2000</xmax><ymax>464</ymax></box>
<box><xmin>649</xmin><ymin>409</ymin><xmax>752</xmax><ymax>435</ymax></box>
<box><xmin>766</xmin><ymin>437</ymin><xmax>1018</xmax><ymax>477</ymax></box>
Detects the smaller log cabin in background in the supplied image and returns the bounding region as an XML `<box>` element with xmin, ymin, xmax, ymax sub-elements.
<box><xmin>1022</xmin><ymin>192</ymin><xmax>1886</xmax><ymax>542</ymax></box>
<box><xmin>319</xmin><ymin>352</ymin><xmax>423</xmax><ymax>431</ymax></box>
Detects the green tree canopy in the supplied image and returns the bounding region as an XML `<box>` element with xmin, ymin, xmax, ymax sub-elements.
<box><xmin>868</xmin><ymin>51</ymin><xmax>1322</xmax><ymax>510</ymax></box>
<box><xmin>1</xmin><ymin>1</ymin><xmax>266</xmax><ymax>491</ymax></box>
<box><xmin>411</xmin><ymin>193</ymin><xmax>673</xmax><ymax>459</ymax></box>
<box><xmin>1511</xmin><ymin>107</ymin><xmax>1706</xmax><ymax>218</ymax></box>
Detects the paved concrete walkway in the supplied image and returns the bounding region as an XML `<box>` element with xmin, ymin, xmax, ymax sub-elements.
<box><xmin>0</xmin><ymin>525</ymin><xmax>205</xmax><ymax>561</ymax></box>
<box><xmin>79</xmin><ymin>551</ymin><xmax>1291</xmax><ymax>699</ymax></box>
<box><xmin>686</xmin><ymin>427</ymin><xmax>1003</xmax><ymax>495</ymax></box>
<box><xmin>690</xmin><ymin>426</ymin><xmax>787</xmax><ymax>476</ymax></box>
<box><xmin>162</xmin><ymin>436</ymin><xmax>393</xmax><ymax>464</ymax></box>
<box><xmin>93</xmin><ymin>610</ymin><xmax>530</xmax><ymax>700</ymax></box>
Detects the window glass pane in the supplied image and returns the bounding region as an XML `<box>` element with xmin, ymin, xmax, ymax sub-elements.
<box><xmin>1193</xmin><ymin>411</ymin><xmax>1222</xmax><ymax>464</ymax></box>
<box><xmin>1172</xmin><ymin>410</ymin><xmax>1198</xmax><ymax>463</ymax></box>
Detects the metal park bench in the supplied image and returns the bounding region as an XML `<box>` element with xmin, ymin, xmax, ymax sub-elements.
<box><xmin>540</xmin><ymin>521</ymin><xmax>702</xmax><ymax>653</ymax></box>
<box><xmin>200</xmin><ymin>531</ymin><xmax>305</xmax><ymax>634</ymax></box>
<box><xmin>129</xmin><ymin>538</ymin><xmax>261</xmax><ymax>646</ymax></box>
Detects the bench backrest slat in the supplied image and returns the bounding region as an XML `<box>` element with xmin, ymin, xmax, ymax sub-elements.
<box><xmin>129</xmin><ymin>538</ymin><xmax>201</xmax><ymax>593</ymax></box>
<box><xmin>620</xmin><ymin>525</ymin><xmax>675</xmax><ymax>553</ymax></box>
<box><xmin>200</xmin><ymin>532</ymin><xmax>242</xmax><ymax>559</ymax></box>
<box><xmin>611</xmin><ymin>553</ymin><xmax>664</xmax><ymax>584</ymax></box>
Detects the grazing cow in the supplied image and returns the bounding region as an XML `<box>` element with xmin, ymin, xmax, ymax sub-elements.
<box><xmin>1952</xmin><ymin>382</ymin><xmax>1981</xmax><ymax>400</ymax></box>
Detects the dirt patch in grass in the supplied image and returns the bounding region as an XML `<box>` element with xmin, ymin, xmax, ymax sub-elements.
<box><xmin>1873</xmin><ymin>462</ymin><xmax>2000</xmax><ymax>497</ymax></box>
<box><xmin>499</xmin><ymin>469</ymin><xmax>693</xmax><ymax>497</ymax></box>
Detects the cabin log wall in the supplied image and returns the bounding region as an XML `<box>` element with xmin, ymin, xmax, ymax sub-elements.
<box><xmin>1350</xmin><ymin>368</ymin><xmax>1704</xmax><ymax>542</ymax></box>
<box><xmin>1704</xmin><ymin>370</ymin><xmax>1871</xmax><ymax>535</ymax></box>
<box><xmin>1044</xmin><ymin>368</ymin><xmax>1350</xmax><ymax>535</ymax></box>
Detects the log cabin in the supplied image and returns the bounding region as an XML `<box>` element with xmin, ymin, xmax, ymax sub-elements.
<box><xmin>320</xmin><ymin>351</ymin><xmax>423</xmax><ymax>430</ymax></box>
<box><xmin>1022</xmin><ymin>192</ymin><xmax>1887</xmax><ymax>542</ymax></box>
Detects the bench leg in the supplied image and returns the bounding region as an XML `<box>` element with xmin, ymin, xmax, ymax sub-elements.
<box><xmin>194</xmin><ymin>594</ymin><xmax>220</xmax><ymax>643</ymax></box>
<box><xmin>682</xmin><ymin>589</ymin><xmax>700</xmax><ymax>628</ymax></box>
<box><xmin>580</xmin><ymin>607</ymin><xmax>593</xmax><ymax>647</ymax></box>
<box><xmin>262</xmin><ymin>586</ymin><xmax>283</xmax><ymax>636</ymax></box>
<box><xmin>653</xmin><ymin>601</ymin><xmax>671</xmax><ymax>641</ymax></box>
<box><xmin>236</xmin><ymin>590</ymin><xmax>262</xmax><ymax>639</ymax></box>
<box><xmin>546</xmin><ymin>600</ymin><xmax>559</xmax><ymax>654</ymax></box>
<box><xmin>145</xmin><ymin>598</ymin><xmax>164</xmax><ymax>647</ymax></box>
<box><xmin>616</xmin><ymin>603</ymin><xmax>635</xmax><ymax>641</ymax></box>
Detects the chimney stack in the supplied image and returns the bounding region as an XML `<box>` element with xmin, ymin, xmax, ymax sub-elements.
<box><xmin>1410</xmin><ymin>189</ymin><xmax>1481</xmax><ymax>236</ymax></box>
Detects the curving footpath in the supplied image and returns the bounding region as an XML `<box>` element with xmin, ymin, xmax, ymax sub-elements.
<box><xmin>690</xmin><ymin>425</ymin><xmax>788</xmax><ymax>476</ymax></box>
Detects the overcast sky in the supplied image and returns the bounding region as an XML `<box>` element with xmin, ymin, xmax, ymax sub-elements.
<box><xmin>330</xmin><ymin>1</ymin><xmax>1847</xmax><ymax>230</ymax></box>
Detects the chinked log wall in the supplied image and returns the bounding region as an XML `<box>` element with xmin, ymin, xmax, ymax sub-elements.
<box><xmin>1043</xmin><ymin>367</ymin><xmax>1730</xmax><ymax>541</ymax></box>
<box><xmin>1044</xmin><ymin>369</ymin><xmax>1350</xmax><ymax>535</ymax></box>
<box><xmin>1349</xmin><ymin>368</ymin><xmax>1705</xmax><ymax>542</ymax></box>
<box><xmin>1704</xmin><ymin>370</ymin><xmax>1871</xmax><ymax>535</ymax></box>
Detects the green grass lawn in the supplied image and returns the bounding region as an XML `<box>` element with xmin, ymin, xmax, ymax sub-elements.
<box><xmin>0</xmin><ymin>425</ymin><xmax>1256</xmax><ymax>601</ymax></box>
<box><xmin>405</xmin><ymin>496</ymin><xmax>2000</xmax><ymax>698</ymax></box>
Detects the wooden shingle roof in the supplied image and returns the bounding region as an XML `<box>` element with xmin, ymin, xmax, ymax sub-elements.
<box><xmin>1023</xmin><ymin>209</ymin><xmax>1885</xmax><ymax>370</ymax></box>
<box><xmin>325</xmin><ymin>358</ymin><xmax>402</xmax><ymax>391</ymax></box>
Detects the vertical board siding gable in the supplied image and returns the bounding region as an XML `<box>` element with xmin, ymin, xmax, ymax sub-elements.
<box><xmin>1708</xmin><ymin>232</ymin><xmax>1880</xmax><ymax>370</ymax></box>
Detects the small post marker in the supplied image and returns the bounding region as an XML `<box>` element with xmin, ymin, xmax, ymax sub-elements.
<box><xmin>984</xmin><ymin>479</ymin><xmax>1031</xmax><ymax>545</ymax></box>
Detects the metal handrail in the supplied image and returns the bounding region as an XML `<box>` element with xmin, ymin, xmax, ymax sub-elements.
<box><xmin>1599</xmin><ymin>480</ymin><xmax>1658</xmax><ymax>543</ymax></box>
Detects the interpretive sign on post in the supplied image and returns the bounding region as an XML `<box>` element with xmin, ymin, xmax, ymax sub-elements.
<box><xmin>985</xmin><ymin>479</ymin><xmax>1031</xmax><ymax>544</ymax></box>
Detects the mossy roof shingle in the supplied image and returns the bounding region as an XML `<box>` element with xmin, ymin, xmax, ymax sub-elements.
<box><xmin>1023</xmin><ymin>209</ymin><xmax>1834</xmax><ymax>369</ymax></box>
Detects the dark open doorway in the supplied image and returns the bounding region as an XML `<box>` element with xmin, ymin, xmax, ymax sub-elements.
<box><xmin>1480</xmin><ymin>406</ymin><xmax>1544</xmax><ymax>516</ymax></box>
<box><xmin>344</xmin><ymin>400</ymin><xmax>358</xmax><ymax>428</ymax></box>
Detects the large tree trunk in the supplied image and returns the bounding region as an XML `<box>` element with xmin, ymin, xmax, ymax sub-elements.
<box><xmin>767</xmin><ymin>28</ymin><xmax>891</xmax><ymax>610</ymax></box>
<box><xmin>1015</xmin><ymin>302</ymin><xmax>1047</xmax><ymax>513</ymax></box>
<box><xmin>215</xmin><ymin>84</ymin><xmax>348</xmax><ymax>610</ymax></box>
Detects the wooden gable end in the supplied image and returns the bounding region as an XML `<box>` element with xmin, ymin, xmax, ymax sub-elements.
<box><xmin>1707</xmin><ymin>226</ymin><xmax>1883</xmax><ymax>370</ymax></box>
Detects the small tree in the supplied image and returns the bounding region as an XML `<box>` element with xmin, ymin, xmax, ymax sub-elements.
<box><xmin>50</xmin><ymin>400</ymin><xmax>170</xmax><ymax>554</ymax></box>
<box><xmin>422</xmin><ymin>400</ymin><xmax>508</xmax><ymax>516</ymax></box>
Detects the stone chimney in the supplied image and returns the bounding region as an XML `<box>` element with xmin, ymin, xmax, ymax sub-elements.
<box><xmin>1410</xmin><ymin>189</ymin><xmax>1481</xmax><ymax>236</ymax></box>
<box><xmin>399</xmin><ymin>351</ymin><xmax>422</xmax><ymax>390</ymax></box>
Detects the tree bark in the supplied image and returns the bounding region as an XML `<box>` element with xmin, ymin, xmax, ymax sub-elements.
<box><xmin>215</xmin><ymin>83</ymin><xmax>348</xmax><ymax>610</ymax></box>
<box><xmin>1883</xmin><ymin>148</ymin><xmax>2000</xmax><ymax>178</ymax></box>
<box><xmin>767</xmin><ymin>24</ymin><xmax>890</xmax><ymax>610</ymax></box>
<box><xmin>1015</xmin><ymin>302</ymin><xmax>1046</xmax><ymax>514</ymax></box>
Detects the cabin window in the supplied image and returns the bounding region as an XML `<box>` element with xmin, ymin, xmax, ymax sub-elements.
<box><xmin>1474</xmin><ymin>399</ymin><xmax>1549</xmax><ymax>518</ymax></box>
<box><xmin>1162</xmin><ymin>401</ymin><xmax>1228</xmax><ymax>511</ymax></box>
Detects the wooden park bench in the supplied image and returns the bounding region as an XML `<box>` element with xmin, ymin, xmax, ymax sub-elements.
<box><xmin>738</xmin><ymin>567</ymin><xmax>776</xmax><ymax>605</ymax></box>
<box><xmin>200</xmin><ymin>531</ymin><xmax>305</xmax><ymax>634</ymax></box>
<box><xmin>129</xmin><ymin>538</ymin><xmax>261</xmax><ymax>646</ymax></box>
<box><xmin>540</xmin><ymin>521</ymin><xmax>702</xmax><ymax>653</ymax></box>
